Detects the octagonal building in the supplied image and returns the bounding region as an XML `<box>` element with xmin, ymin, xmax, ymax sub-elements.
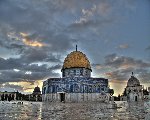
<box><xmin>42</xmin><ymin>47</ymin><xmax>112</xmax><ymax>102</ymax></box>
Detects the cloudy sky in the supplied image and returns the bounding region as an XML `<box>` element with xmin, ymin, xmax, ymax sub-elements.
<box><xmin>0</xmin><ymin>0</ymin><xmax>150</xmax><ymax>95</ymax></box>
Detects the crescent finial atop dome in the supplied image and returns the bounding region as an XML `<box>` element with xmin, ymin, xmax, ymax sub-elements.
<box><xmin>132</xmin><ymin>72</ymin><xmax>134</xmax><ymax>76</ymax></box>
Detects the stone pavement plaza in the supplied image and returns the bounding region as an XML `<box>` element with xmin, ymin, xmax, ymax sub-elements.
<box><xmin>0</xmin><ymin>101</ymin><xmax>149</xmax><ymax>120</ymax></box>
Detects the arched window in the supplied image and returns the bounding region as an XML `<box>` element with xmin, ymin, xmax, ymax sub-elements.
<box><xmin>80</xmin><ymin>69</ymin><xmax>83</xmax><ymax>75</ymax></box>
<box><xmin>80</xmin><ymin>85</ymin><xmax>84</xmax><ymax>93</ymax></box>
<box><xmin>70</xmin><ymin>84</ymin><xmax>74</xmax><ymax>92</ymax></box>
<box><xmin>56</xmin><ymin>85</ymin><xmax>59</xmax><ymax>92</ymax></box>
<box><xmin>48</xmin><ymin>86</ymin><xmax>51</xmax><ymax>93</ymax></box>
<box><xmin>84</xmin><ymin>85</ymin><xmax>88</xmax><ymax>93</ymax></box>
<box><xmin>74</xmin><ymin>84</ymin><xmax>79</xmax><ymax>92</ymax></box>
<box><xmin>101</xmin><ymin>87</ymin><xmax>104</xmax><ymax>92</ymax></box>
<box><xmin>68</xmin><ymin>71</ymin><xmax>70</xmax><ymax>76</ymax></box>
<box><xmin>88</xmin><ymin>85</ymin><xmax>92</xmax><ymax>93</ymax></box>
<box><xmin>52</xmin><ymin>85</ymin><xmax>55</xmax><ymax>93</ymax></box>
<box><xmin>97</xmin><ymin>85</ymin><xmax>100</xmax><ymax>93</ymax></box>
<box><xmin>74</xmin><ymin>70</ymin><xmax>76</xmax><ymax>75</ymax></box>
<box><xmin>43</xmin><ymin>87</ymin><xmax>46</xmax><ymax>94</ymax></box>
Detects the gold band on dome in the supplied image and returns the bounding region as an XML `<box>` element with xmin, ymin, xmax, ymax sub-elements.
<box><xmin>62</xmin><ymin>51</ymin><xmax>92</xmax><ymax>71</ymax></box>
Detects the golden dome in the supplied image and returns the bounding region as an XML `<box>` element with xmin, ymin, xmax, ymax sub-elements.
<box><xmin>62</xmin><ymin>51</ymin><xmax>92</xmax><ymax>71</ymax></box>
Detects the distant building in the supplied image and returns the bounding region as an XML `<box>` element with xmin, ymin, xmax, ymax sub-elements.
<box><xmin>0</xmin><ymin>89</ymin><xmax>42</xmax><ymax>102</ymax></box>
<box><xmin>120</xmin><ymin>80</ymin><xmax>149</xmax><ymax>102</ymax></box>
<box><xmin>33</xmin><ymin>86</ymin><xmax>41</xmax><ymax>95</ymax></box>
<box><xmin>30</xmin><ymin>86</ymin><xmax>42</xmax><ymax>101</ymax></box>
<box><xmin>120</xmin><ymin>95</ymin><xmax>127</xmax><ymax>101</ymax></box>
<box><xmin>42</xmin><ymin>46</ymin><xmax>113</xmax><ymax>102</ymax></box>
<box><xmin>125</xmin><ymin>72</ymin><xmax>143</xmax><ymax>102</ymax></box>
<box><xmin>0</xmin><ymin>91</ymin><xmax>22</xmax><ymax>101</ymax></box>
<box><xmin>143</xmin><ymin>88</ymin><xmax>149</xmax><ymax>100</ymax></box>
<box><xmin>22</xmin><ymin>86</ymin><xmax>42</xmax><ymax>102</ymax></box>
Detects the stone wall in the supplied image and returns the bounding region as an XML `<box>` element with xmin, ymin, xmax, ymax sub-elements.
<box><xmin>126</xmin><ymin>85</ymin><xmax>143</xmax><ymax>102</ymax></box>
<box><xmin>42</xmin><ymin>93</ymin><xmax>110</xmax><ymax>103</ymax></box>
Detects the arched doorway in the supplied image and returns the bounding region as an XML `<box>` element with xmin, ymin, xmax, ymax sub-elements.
<box><xmin>135</xmin><ymin>96</ymin><xmax>137</xmax><ymax>101</ymax></box>
<box><xmin>74</xmin><ymin>84</ymin><xmax>79</xmax><ymax>92</ymax></box>
<box><xmin>59</xmin><ymin>93</ymin><xmax>65</xmax><ymax>102</ymax></box>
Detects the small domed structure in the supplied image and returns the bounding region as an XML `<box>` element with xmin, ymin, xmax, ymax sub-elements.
<box><xmin>127</xmin><ymin>76</ymin><xmax>140</xmax><ymax>87</ymax></box>
<box><xmin>125</xmin><ymin>72</ymin><xmax>143</xmax><ymax>102</ymax></box>
<box><xmin>33</xmin><ymin>86</ymin><xmax>41</xmax><ymax>95</ymax></box>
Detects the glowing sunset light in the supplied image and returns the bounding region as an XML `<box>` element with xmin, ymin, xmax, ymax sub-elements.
<box><xmin>22</xmin><ymin>38</ymin><xmax>45</xmax><ymax>47</ymax></box>
<box><xmin>20</xmin><ymin>32</ymin><xmax>29</xmax><ymax>37</ymax></box>
<box><xmin>20</xmin><ymin>32</ymin><xmax>46</xmax><ymax>47</ymax></box>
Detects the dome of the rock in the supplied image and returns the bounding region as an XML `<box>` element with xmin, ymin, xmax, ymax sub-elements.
<box><xmin>62</xmin><ymin>51</ymin><xmax>91</xmax><ymax>71</ymax></box>
<box><xmin>42</xmin><ymin>46</ymin><xmax>111</xmax><ymax>103</ymax></box>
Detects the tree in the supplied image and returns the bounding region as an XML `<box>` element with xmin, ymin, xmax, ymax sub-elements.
<box><xmin>8</xmin><ymin>94</ymin><xmax>12</xmax><ymax>102</ymax></box>
<box><xmin>123</xmin><ymin>88</ymin><xmax>127</xmax><ymax>96</ymax></box>
<box><xmin>5</xmin><ymin>94</ymin><xmax>8</xmax><ymax>101</ymax></box>
<box><xmin>1</xmin><ymin>94</ymin><xmax>4</xmax><ymax>101</ymax></box>
<box><xmin>12</xmin><ymin>94</ymin><xmax>14</xmax><ymax>100</ymax></box>
<box><xmin>143</xmin><ymin>88</ymin><xmax>149</xmax><ymax>95</ymax></box>
<box><xmin>109</xmin><ymin>89</ymin><xmax>114</xmax><ymax>96</ymax></box>
<box><xmin>118</xmin><ymin>94</ymin><xmax>121</xmax><ymax>101</ymax></box>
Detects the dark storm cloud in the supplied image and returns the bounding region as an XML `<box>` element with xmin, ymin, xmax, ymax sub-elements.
<box><xmin>93</xmin><ymin>53</ymin><xmax>150</xmax><ymax>83</ymax></box>
<box><xmin>1</xmin><ymin>83</ymin><xmax>24</xmax><ymax>91</ymax></box>
<box><xmin>0</xmin><ymin>56</ymin><xmax>61</xmax><ymax>83</ymax></box>
<box><xmin>0</xmin><ymin>64</ymin><xmax>61</xmax><ymax>83</ymax></box>
<box><xmin>68</xmin><ymin>19</ymin><xmax>115</xmax><ymax>35</ymax></box>
<box><xmin>0</xmin><ymin>55</ymin><xmax>61</xmax><ymax>71</ymax></box>
<box><xmin>137</xmin><ymin>69</ymin><xmax>150</xmax><ymax>83</ymax></box>
<box><xmin>0</xmin><ymin>0</ymin><xmax>136</xmax><ymax>52</ymax></box>
<box><xmin>0</xmin><ymin>0</ymin><xmax>79</xmax><ymax>86</ymax></box>
<box><xmin>0</xmin><ymin>57</ymin><xmax>23</xmax><ymax>70</ymax></box>
<box><xmin>106</xmin><ymin>70</ymin><xmax>129</xmax><ymax>81</ymax></box>
<box><xmin>20</xmin><ymin>48</ymin><xmax>61</xmax><ymax>63</ymax></box>
<box><xmin>104</xmin><ymin>53</ymin><xmax>150</xmax><ymax>68</ymax></box>
<box><xmin>0</xmin><ymin>0</ymin><xmax>75</xmax><ymax>54</ymax></box>
<box><xmin>106</xmin><ymin>68</ymin><xmax>150</xmax><ymax>83</ymax></box>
